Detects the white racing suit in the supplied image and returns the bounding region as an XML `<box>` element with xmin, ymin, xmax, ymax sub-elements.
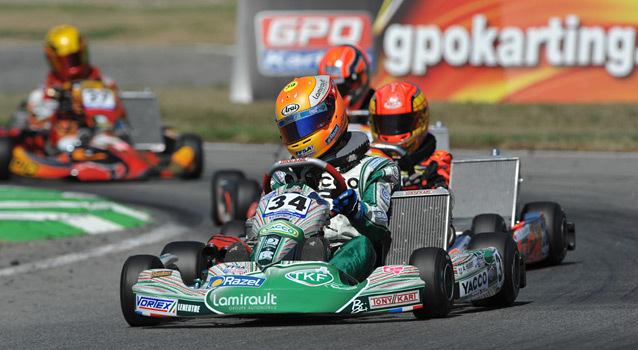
<box><xmin>271</xmin><ymin>135</ymin><xmax>400</xmax><ymax>281</ymax></box>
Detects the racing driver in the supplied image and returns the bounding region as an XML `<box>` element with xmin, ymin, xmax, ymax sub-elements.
<box><xmin>229</xmin><ymin>75</ymin><xmax>400</xmax><ymax>282</ymax></box>
<box><xmin>368</xmin><ymin>81</ymin><xmax>452</xmax><ymax>190</ymax></box>
<box><xmin>24</xmin><ymin>24</ymin><xmax>127</xmax><ymax>154</ymax></box>
<box><xmin>318</xmin><ymin>44</ymin><xmax>375</xmax><ymax>121</ymax></box>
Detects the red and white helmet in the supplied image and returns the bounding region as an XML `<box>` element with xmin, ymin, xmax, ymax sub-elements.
<box><xmin>369</xmin><ymin>81</ymin><xmax>429</xmax><ymax>154</ymax></box>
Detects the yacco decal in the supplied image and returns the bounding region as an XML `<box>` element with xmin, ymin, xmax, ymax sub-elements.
<box><xmin>369</xmin><ymin>290</ymin><xmax>420</xmax><ymax>309</ymax></box>
<box><xmin>136</xmin><ymin>295</ymin><xmax>177</xmax><ymax>315</ymax></box>
<box><xmin>208</xmin><ymin>275</ymin><xmax>266</xmax><ymax>289</ymax></box>
<box><xmin>459</xmin><ymin>270</ymin><xmax>489</xmax><ymax>298</ymax></box>
<box><xmin>255</xmin><ymin>11</ymin><xmax>374</xmax><ymax>76</ymax></box>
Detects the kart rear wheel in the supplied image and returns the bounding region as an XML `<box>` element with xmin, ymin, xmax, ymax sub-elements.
<box><xmin>160</xmin><ymin>241</ymin><xmax>207</xmax><ymax>286</ymax></box>
<box><xmin>177</xmin><ymin>133</ymin><xmax>203</xmax><ymax>179</ymax></box>
<box><xmin>220</xmin><ymin>220</ymin><xmax>247</xmax><ymax>238</ymax></box>
<box><xmin>211</xmin><ymin>170</ymin><xmax>245</xmax><ymax>225</ymax></box>
<box><xmin>0</xmin><ymin>137</ymin><xmax>14</xmax><ymax>180</ymax></box>
<box><xmin>409</xmin><ymin>247</ymin><xmax>454</xmax><ymax>319</ymax></box>
<box><xmin>120</xmin><ymin>254</ymin><xmax>164</xmax><ymax>327</ymax></box>
<box><xmin>520</xmin><ymin>201</ymin><xmax>568</xmax><ymax>265</ymax></box>
<box><xmin>468</xmin><ymin>232</ymin><xmax>521</xmax><ymax>307</ymax></box>
<box><xmin>471</xmin><ymin>213</ymin><xmax>507</xmax><ymax>234</ymax></box>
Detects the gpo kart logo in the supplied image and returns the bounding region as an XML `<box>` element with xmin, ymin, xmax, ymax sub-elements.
<box><xmin>255</xmin><ymin>11</ymin><xmax>373</xmax><ymax>76</ymax></box>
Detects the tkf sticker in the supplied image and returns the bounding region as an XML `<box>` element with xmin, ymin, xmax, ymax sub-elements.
<box><xmin>285</xmin><ymin>267</ymin><xmax>334</xmax><ymax>286</ymax></box>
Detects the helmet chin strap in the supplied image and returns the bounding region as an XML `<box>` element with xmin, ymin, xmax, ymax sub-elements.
<box><xmin>320</xmin><ymin>131</ymin><xmax>370</xmax><ymax>172</ymax></box>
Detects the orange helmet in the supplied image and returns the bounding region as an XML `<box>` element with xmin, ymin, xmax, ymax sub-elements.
<box><xmin>44</xmin><ymin>25</ymin><xmax>91</xmax><ymax>81</ymax></box>
<box><xmin>317</xmin><ymin>44</ymin><xmax>370</xmax><ymax>110</ymax></box>
<box><xmin>276</xmin><ymin>75</ymin><xmax>348</xmax><ymax>159</ymax></box>
<box><xmin>369</xmin><ymin>81</ymin><xmax>429</xmax><ymax>154</ymax></box>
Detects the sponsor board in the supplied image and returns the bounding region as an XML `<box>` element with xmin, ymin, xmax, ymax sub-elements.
<box><xmin>285</xmin><ymin>267</ymin><xmax>334</xmax><ymax>286</ymax></box>
<box><xmin>374</xmin><ymin>1</ymin><xmax>638</xmax><ymax>102</ymax></box>
<box><xmin>208</xmin><ymin>275</ymin><xmax>266</xmax><ymax>289</ymax></box>
<box><xmin>255</xmin><ymin>11</ymin><xmax>374</xmax><ymax>76</ymax></box>
<box><xmin>136</xmin><ymin>295</ymin><xmax>177</xmax><ymax>316</ymax></box>
<box><xmin>368</xmin><ymin>290</ymin><xmax>420</xmax><ymax>309</ymax></box>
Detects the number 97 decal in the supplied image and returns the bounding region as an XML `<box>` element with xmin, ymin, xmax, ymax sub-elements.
<box><xmin>263</xmin><ymin>193</ymin><xmax>311</xmax><ymax>218</ymax></box>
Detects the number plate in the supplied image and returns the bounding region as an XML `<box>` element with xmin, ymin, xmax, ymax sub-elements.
<box><xmin>82</xmin><ymin>88</ymin><xmax>116</xmax><ymax>109</ymax></box>
<box><xmin>263</xmin><ymin>193</ymin><xmax>311</xmax><ymax>218</ymax></box>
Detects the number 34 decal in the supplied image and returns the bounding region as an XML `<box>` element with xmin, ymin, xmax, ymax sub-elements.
<box><xmin>264</xmin><ymin>193</ymin><xmax>311</xmax><ymax>217</ymax></box>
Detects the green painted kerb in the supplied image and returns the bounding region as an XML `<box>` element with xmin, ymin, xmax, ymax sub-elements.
<box><xmin>0</xmin><ymin>186</ymin><xmax>152</xmax><ymax>242</ymax></box>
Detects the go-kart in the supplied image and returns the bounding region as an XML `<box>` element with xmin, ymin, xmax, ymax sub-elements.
<box><xmin>0</xmin><ymin>80</ymin><xmax>203</xmax><ymax>181</ymax></box>
<box><xmin>370</xmin><ymin>143</ymin><xmax>576</xmax><ymax>266</ymax></box>
<box><xmin>121</xmin><ymin>156</ymin><xmax>524</xmax><ymax>327</ymax></box>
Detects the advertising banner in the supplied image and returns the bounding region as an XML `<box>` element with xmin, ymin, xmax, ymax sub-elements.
<box><xmin>372</xmin><ymin>0</ymin><xmax>638</xmax><ymax>102</ymax></box>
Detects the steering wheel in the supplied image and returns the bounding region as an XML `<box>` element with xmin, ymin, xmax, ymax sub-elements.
<box><xmin>262</xmin><ymin>157</ymin><xmax>347</xmax><ymax>199</ymax></box>
<box><xmin>369</xmin><ymin>142</ymin><xmax>415</xmax><ymax>175</ymax></box>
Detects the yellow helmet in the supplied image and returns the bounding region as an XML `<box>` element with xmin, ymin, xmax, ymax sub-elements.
<box><xmin>44</xmin><ymin>25</ymin><xmax>90</xmax><ymax>80</ymax></box>
<box><xmin>276</xmin><ymin>75</ymin><xmax>348</xmax><ymax>159</ymax></box>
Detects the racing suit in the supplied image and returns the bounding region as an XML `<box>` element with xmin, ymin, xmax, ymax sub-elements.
<box><xmin>271</xmin><ymin>132</ymin><xmax>400</xmax><ymax>281</ymax></box>
<box><xmin>24</xmin><ymin>68</ymin><xmax>121</xmax><ymax>153</ymax></box>
<box><xmin>370</xmin><ymin>132</ymin><xmax>452</xmax><ymax>190</ymax></box>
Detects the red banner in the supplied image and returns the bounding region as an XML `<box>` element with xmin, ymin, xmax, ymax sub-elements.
<box><xmin>371</xmin><ymin>0</ymin><xmax>638</xmax><ymax>102</ymax></box>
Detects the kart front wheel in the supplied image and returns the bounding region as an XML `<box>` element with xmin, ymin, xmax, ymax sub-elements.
<box><xmin>468</xmin><ymin>232</ymin><xmax>521</xmax><ymax>307</ymax></box>
<box><xmin>160</xmin><ymin>241</ymin><xmax>207</xmax><ymax>286</ymax></box>
<box><xmin>220</xmin><ymin>220</ymin><xmax>247</xmax><ymax>238</ymax></box>
<box><xmin>520</xmin><ymin>201</ymin><xmax>568</xmax><ymax>265</ymax></box>
<box><xmin>120</xmin><ymin>254</ymin><xmax>164</xmax><ymax>327</ymax></box>
<box><xmin>409</xmin><ymin>247</ymin><xmax>454</xmax><ymax>319</ymax></box>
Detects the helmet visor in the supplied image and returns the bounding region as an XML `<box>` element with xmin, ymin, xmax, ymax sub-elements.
<box><xmin>58</xmin><ymin>51</ymin><xmax>85</xmax><ymax>71</ymax></box>
<box><xmin>371</xmin><ymin>110</ymin><xmax>421</xmax><ymax>136</ymax></box>
<box><xmin>278</xmin><ymin>96</ymin><xmax>335</xmax><ymax>145</ymax></box>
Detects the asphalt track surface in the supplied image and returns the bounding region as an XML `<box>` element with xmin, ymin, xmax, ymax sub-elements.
<box><xmin>1</xmin><ymin>44</ymin><xmax>637</xmax><ymax>349</ymax></box>
<box><xmin>1</xmin><ymin>144</ymin><xmax>636</xmax><ymax>350</ymax></box>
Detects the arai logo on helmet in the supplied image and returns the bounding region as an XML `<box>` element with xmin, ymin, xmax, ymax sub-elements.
<box><xmin>285</xmin><ymin>267</ymin><xmax>334</xmax><ymax>286</ymax></box>
<box><xmin>281</xmin><ymin>103</ymin><xmax>300</xmax><ymax>117</ymax></box>
<box><xmin>383</xmin><ymin>97</ymin><xmax>402</xmax><ymax>109</ymax></box>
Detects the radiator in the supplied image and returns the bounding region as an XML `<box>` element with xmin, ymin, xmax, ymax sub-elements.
<box><xmin>119</xmin><ymin>90</ymin><xmax>165</xmax><ymax>152</ymax></box>
<box><xmin>386</xmin><ymin>188</ymin><xmax>451</xmax><ymax>265</ymax></box>
<box><xmin>449</xmin><ymin>156</ymin><xmax>520</xmax><ymax>232</ymax></box>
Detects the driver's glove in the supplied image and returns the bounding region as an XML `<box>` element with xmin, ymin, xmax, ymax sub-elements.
<box><xmin>332</xmin><ymin>189</ymin><xmax>364</xmax><ymax>221</ymax></box>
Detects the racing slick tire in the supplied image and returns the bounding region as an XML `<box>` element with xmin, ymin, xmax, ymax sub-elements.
<box><xmin>230</xmin><ymin>178</ymin><xmax>261</xmax><ymax>221</ymax></box>
<box><xmin>468</xmin><ymin>232</ymin><xmax>521</xmax><ymax>307</ymax></box>
<box><xmin>211</xmin><ymin>170</ymin><xmax>245</xmax><ymax>226</ymax></box>
<box><xmin>520</xmin><ymin>201</ymin><xmax>568</xmax><ymax>266</ymax></box>
<box><xmin>177</xmin><ymin>133</ymin><xmax>204</xmax><ymax>179</ymax></box>
<box><xmin>220</xmin><ymin>220</ymin><xmax>247</xmax><ymax>238</ymax></box>
<box><xmin>160</xmin><ymin>241</ymin><xmax>207</xmax><ymax>286</ymax></box>
<box><xmin>409</xmin><ymin>247</ymin><xmax>455</xmax><ymax>319</ymax></box>
<box><xmin>0</xmin><ymin>136</ymin><xmax>13</xmax><ymax>180</ymax></box>
<box><xmin>471</xmin><ymin>213</ymin><xmax>508</xmax><ymax>234</ymax></box>
<box><xmin>120</xmin><ymin>254</ymin><xmax>164</xmax><ymax>327</ymax></box>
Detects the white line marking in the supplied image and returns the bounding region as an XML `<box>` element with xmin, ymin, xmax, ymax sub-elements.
<box><xmin>0</xmin><ymin>200</ymin><xmax>151</xmax><ymax>222</ymax></box>
<box><xmin>0</xmin><ymin>212</ymin><xmax>123</xmax><ymax>234</ymax></box>
<box><xmin>0</xmin><ymin>222</ymin><xmax>188</xmax><ymax>277</ymax></box>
